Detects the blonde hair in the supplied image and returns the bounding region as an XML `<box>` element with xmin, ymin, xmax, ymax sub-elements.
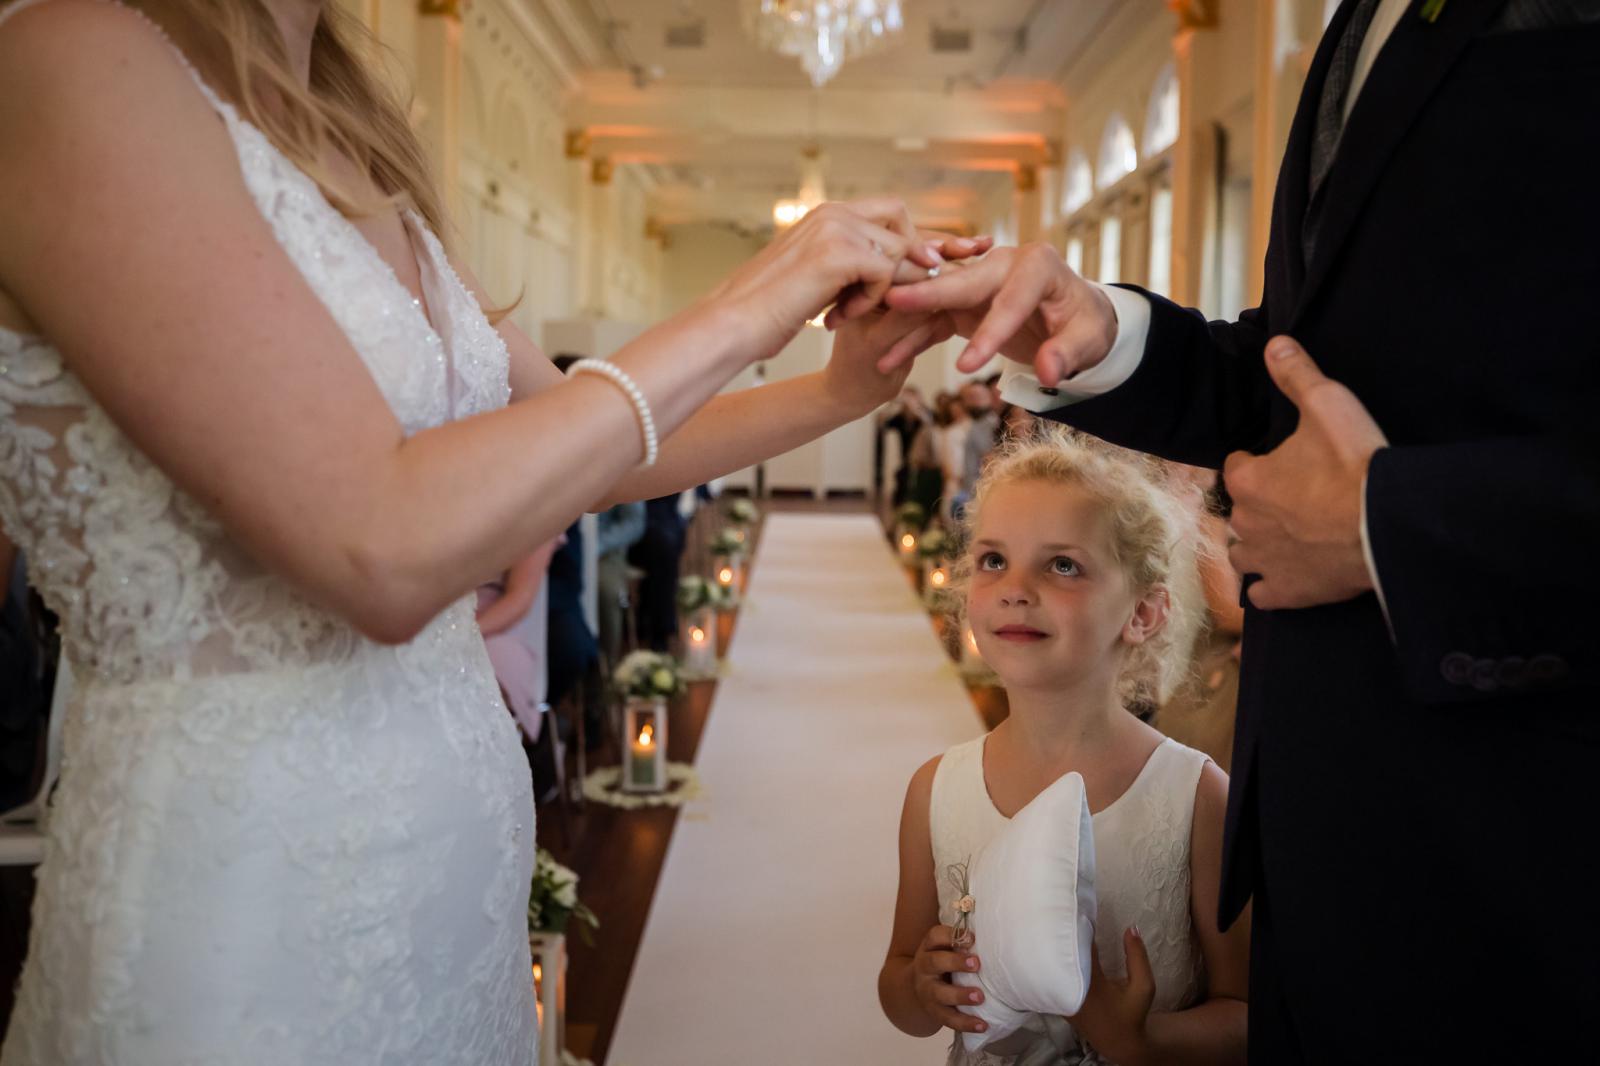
<box><xmin>951</xmin><ymin>425</ymin><xmax>1212</xmax><ymax>709</ymax></box>
<box><xmin>147</xmin><ymin>0</ymin><xmax>448</xmax><ymax>240</ymax></box>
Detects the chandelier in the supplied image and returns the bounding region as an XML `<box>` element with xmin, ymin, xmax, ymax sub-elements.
<box><xmin>746</xmin><ymin>1</ymin><xmax>906</xmax><ymax>88</ymax></box>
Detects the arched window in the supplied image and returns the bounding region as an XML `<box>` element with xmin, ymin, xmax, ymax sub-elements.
<box><xmin>1097</xmin><ymin>114</ymin><xmax>1137</xmax><ymax>190</ymax></box>
<box><xmin>1061</xmin><ymin>149</ymin><xmax>1093</xmax><ymax>216</ymax></box>
<box><xmin>1143</xmin><ymin>64</ymin><xmax>1179</xmax><ymax>157</ymax></box>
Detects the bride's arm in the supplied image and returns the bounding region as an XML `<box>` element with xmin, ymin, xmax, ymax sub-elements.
<box><xmin>473</xmin><ymin>276</ymin><xmax>957</xmax><ymax>511</ymax></box>
<box><xmin>0</xmin><ymin>4</ymin><xmax>917</xmax><ymax>645</ymax></box>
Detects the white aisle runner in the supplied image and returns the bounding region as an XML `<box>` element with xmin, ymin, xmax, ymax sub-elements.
<box><xmin>606</xmin><ymin>514</ymin><xmax>983</xmax><ymax>1066</ymax></box>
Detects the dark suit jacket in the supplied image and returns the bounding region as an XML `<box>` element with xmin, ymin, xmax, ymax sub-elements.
<box><xmin>1039</xmin><ymin>0</ymin><xmax>1599</xmax><ymax>1038</ymax></box>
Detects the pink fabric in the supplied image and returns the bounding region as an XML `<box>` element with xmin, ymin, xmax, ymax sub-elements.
<box><xmin>476</xmin><ymin>582</ymin><xmax>548</xmax><ymax>743</ymax></box>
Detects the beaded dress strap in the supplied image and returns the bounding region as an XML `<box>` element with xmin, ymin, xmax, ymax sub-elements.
<box><xmin>0</xmin><ymin>0</ymin><xmax>238</xmax><ymax>123</ymax></box>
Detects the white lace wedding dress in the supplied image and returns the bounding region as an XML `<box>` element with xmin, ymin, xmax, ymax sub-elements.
<box><xmin>0</xmin><ymin>2</ymin><xmax>538</xmax><ymax>1061</ymax></box>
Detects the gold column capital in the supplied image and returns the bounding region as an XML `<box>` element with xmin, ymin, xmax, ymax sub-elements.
<box><xmin>591</xmin><ymin>157</ymin><xmax>614</xmax><ymax>185</ymax></box>
<box><xmin>418</xmin><ymin>0</ymin><xmax>463</xmax><ymax>20</ymax></box>
<box><xmin>1013</xmin><ymin>164</ymin><xmax>1039</xmax><ymax>193</ymax></box>
<box><xmin>1167</xmin><ymin>0</ymin><xmax>1217</xmax><ymax>31</ymax></box>
<box><xmin>565</xmin><ymin>129</ymin><xmax>591</xmax><ymax>159</ymax></box>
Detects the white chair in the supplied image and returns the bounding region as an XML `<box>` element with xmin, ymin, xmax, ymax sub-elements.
<box><xmin>0</xmin><ymin>656</ymin><xmax>69</xmax><ymax>866</ymax></box>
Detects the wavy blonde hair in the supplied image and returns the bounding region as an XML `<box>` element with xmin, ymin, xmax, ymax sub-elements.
<box><xmin>950</xmin><ymin>425</ymin><xmax>1212</xmax><ymax>710</ymax></box>
<box><xmin>146</xmin><ymin>0</ymin><xmax>447</xmax><ymax>239</ymax></box>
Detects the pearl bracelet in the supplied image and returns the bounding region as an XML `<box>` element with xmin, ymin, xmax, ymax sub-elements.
<box><xmin>565</xmin><ymin>358</ymin><xmax>659</xmax><ymax>468</ymax></box>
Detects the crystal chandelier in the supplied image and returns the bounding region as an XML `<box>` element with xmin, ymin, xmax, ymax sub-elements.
<box><xmin>746</xmin><ymin>1</ymin><xmax>906</xmax><ymax>88</ymax></box>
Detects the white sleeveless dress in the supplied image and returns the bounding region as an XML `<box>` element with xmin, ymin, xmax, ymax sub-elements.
<box><xmin>0</xmin><ymin>3</ymin><xmax>537</xmax><ymax>1062</ymax></box>
<box><xmin>930</xmin><ymin>736</ymin><xmax>1210</xmax><ymax>1066</ymax></box>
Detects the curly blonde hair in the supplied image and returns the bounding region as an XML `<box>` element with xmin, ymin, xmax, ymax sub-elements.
<box><xmin>950</xmin><ymin>425</ymin><xmax>1212</xmax><ymax>709</ymax></box>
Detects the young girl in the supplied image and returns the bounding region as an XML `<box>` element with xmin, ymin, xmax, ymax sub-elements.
<box><xmin>879</xmin><ymin>429</ymin><xmax>1250</xmax><ymax>1065</ymax></box>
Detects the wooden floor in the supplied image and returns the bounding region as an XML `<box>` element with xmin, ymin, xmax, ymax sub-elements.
<box><xmin>542</xmin><ymin>492</ymin><xmax>1005</xmax><ymax>1064</ymax></box>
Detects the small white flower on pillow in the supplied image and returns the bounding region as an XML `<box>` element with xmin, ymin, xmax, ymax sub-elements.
<box><xmin>951</xmin><ymin>771</ymin><xmax>1097</xmax><ymax>1052</ymax></box>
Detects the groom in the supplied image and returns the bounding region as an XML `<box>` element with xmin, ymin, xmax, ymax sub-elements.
<box><xmin>887</xmin><ymin>0</ymin><xmax>1599</xmax><ymax>1059</ymax></box>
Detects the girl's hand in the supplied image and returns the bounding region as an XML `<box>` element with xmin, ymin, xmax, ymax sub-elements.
<box><xmin>823</xmin><ymin>307</ymin><xmax>958</xmax><ymax>417</ymax></box>
<box><xmin>911</xmin><ymin>925</ymin><xmax>989</xmax><ymax>1037</ymax></box>
<box><xmin>1069</xmin><ymin>928</ymin><xmax>1156</xmax><ymax>1066</ymax></box>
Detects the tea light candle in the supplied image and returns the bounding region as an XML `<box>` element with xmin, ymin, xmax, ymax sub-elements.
<box><xmin>631</xmin><ymin>721</ymin><xmax>658</xmax><ymax>787</ymax></box>
<box><xmin>685</xmin><ymin>623</ymin><xmax>715</xmax><ymax>675</ymax></box>
<box><xmin>898</xmin><ymin>531</ymin><xmax>918</xmax><ymax>564</ymax></box>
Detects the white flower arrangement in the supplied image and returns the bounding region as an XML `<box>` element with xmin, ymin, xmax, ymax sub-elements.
<box><xmin>612</xmin><ymin>650</ymin><xmax>685</xmax><ymax>700</ymax></box>
<box><xmin>917</xmin><ymin>526</ymin><xmax>953</xmax><ymax>559</ymax></box>
<box><xmin>677</xmin><ymin>575</ymin><xmax>729</xmax><ymax>614</ymax></box>
<box><xmin>527</xmin><ymin>848</ymin><xmax>599</xmax><ymax>944</ymax></box>
<box><xmin>582</xmin><ymin>762</ymin><xmax>704</xmax><ymax>810</ymax></box>
<box><xmin>727</xmin><ymin>498</ymin><xmax>760</xmax><ymax>525</ymax></box>
<box><xmin>709</xmin><ymin>528</ymin><xmax>745</xmax><ymax>558</ymax></box>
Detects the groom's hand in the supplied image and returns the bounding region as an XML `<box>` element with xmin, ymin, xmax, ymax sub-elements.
<box><xmin>882</xmin><ymin>243</ymin><xmax>1118</xmax><ymax>386</ymax></box>
<box><xmin>1223</xmin><ymin>337</ymin><xmax>1389</xmax><ymax>611</ymax></box>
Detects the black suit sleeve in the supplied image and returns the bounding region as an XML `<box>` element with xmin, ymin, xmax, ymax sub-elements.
<box><xmin>1031</xmin><ymin>286</ymin><xmax>1276</xmax><ymax>471</ymax></box>
<box><xmin>1365</xmin><ymin>429</ymin><xmax>1600</xmax><ymax>704</ymax></box>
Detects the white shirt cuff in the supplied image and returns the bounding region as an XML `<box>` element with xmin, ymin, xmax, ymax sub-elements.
<box><xmin>999</xmin><ymin>284</ymin><xmax>1152</xmax><ymax>414</ymax></box>
<box><xmin>1359</xmin><ymin>470</ymin><xmax>1397</xmax><ymax>645</ymax></box>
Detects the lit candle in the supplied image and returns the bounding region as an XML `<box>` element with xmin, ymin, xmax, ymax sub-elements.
<box><xmin>717</xmin><ymin>566</ymin><xmax>735</xmax><ymax>588</ymax></box>
<box><xmin>962</xmin><ymin>625</ymin><xmax>984</xmax><ymax>667</ymax></box>
<box><xmin>686</xmin><ymin>623</ymin><xmax>715</xmax><ymax>675</ymax></box>
<box><xmin>534</xmin><ymin>962</ymin><xmax>545</xmax><ymax>1026</ymax></box>
<box><xmin>898</xmin><ymin>531</ymin><xmax>918</xmax><ymax>565</ymax></box>
<box><xmin>731</xmin><ymin>528</ymin><xmax>747</xmax><ymax>545</ymax></box>
<box><xmin>930</xmin><ymin>567</ymin><xmax>948</xmax><ymax>589</ymax></box>
<box><xmin>631</xmin><ymin>721</ymin><xmax>657</xmax><ymax>788</ymax></box>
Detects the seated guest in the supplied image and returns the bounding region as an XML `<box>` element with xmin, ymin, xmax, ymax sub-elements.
<box><xmin>1150</xmin><ymin>467</ymin><xmax>1246</xmax><ymax>771</ymax></box>
<box><xmin>629</xmin><ymin>492</ymin><xmax>687</xmax><ymax>652</ymax></box>
<box><xmin>878</xmin><ymin>385</ymin><xmax>930</xmax><ymax>507</ymax></box>
<box><xmin>956</xmin><ymin>378</ymin><xmax>1000</xmax><ymax>517</ymax></box>
<box><xmin>595</xmin><ymin>501</ymin><xmax>646</xmax><ymax>664</ymax></box>
<box><xmin>476</xmin><ymin>537</ymin><xmax>561</xmax><ymax>742</ymax></box>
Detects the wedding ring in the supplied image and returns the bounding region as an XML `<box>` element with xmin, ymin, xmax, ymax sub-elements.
<box><xmin>926</xmin><ymin>266</ymin><xmax>941</xmax><ymax>279</ymax></box>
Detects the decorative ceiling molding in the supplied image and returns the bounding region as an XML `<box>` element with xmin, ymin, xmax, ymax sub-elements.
<box><xmin>495</xmin><ymin>0</ymin><xmax>579</xmax><ymax>90</ymax></box>
<box><xmin>532</xmin><ymin>0</ymin><xmax>609</xmax><ymax>68</ymax></box>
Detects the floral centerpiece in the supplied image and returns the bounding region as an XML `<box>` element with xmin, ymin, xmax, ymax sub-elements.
<box><xmin>895</xmin><ymin>502</ymin><xmax>927</xmax><ymax>531</ymax></box>
<box><xmin>917</xmin><ymin>526</ymin><xmax>952</xmax><ymax>560</ymax></box>
<box><xmin>527</xmin><ymin>848</ymin><xmax>599</xmax><ymax>944</ymax></box>
<box><xmin>612</xmin><ymin>649</ymin><xmax>685</xmax><ymax>701</ymax></box>
<box><xmin>709</xmin><ymin>528</ymin><xmax>745</xmax><ymax>559</ymax></box>
<box><xmin>677</xmin><ymin>574</ymin><xmax>728</xmax><ymax>615</ymax></box>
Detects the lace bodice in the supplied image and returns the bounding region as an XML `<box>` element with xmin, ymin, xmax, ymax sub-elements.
<box><xmin>0</xmin><ymin>4</ymin><xmax>537</xmax><ymax>1063</ymax></box>
<box><xmin>0</xmin><ymin>2</ymin><xmax>510</xmax><ymax>687</ymax></box>
<box><xmin>930</xmin><ymin>737</ymin><xmax>1210</xmax><ymax>1066</ymax></box>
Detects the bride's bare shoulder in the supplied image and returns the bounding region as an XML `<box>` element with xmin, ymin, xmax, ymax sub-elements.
<box><xmin>0</xmin><ymin>0</ymin><xmax>212</xmax><ymax>126</ymax></box>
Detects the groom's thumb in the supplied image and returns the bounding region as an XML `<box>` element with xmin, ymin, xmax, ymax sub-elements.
<box><xmin>1264</xmin><ymin>335</ymin><xmax>1325</xmax><ymax>409</ymax></box>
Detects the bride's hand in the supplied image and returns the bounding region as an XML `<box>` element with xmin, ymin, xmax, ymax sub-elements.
<box><xmin>704</xmin><ymin>199</ymin><xmax>943</xmax><ymax>366</ymax></box>
<box><xmin>824</xmin><ymin>307</ymin><xmax>958</xmax><ymax>417</ymax></box>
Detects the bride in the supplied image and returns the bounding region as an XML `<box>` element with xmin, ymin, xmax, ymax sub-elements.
<box><xmin>0</xmin><ymin>1</ymin><xmax>976</xmax><ymax>1060</ymax></box>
